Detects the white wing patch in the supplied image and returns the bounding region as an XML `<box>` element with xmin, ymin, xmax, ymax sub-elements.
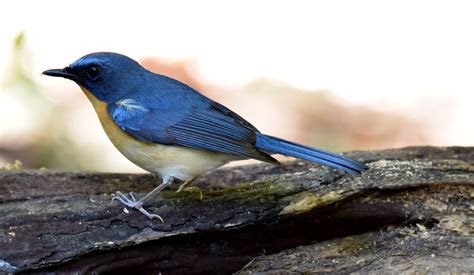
<box><xmin>111</xmin><ymin>98</ymin><xmax>149</xmax><ymax>130</ymax></box>
<box><xmin>116</xmin><ymin>98</ymin><xmax>149</xmax><ymax>112</ymax></box>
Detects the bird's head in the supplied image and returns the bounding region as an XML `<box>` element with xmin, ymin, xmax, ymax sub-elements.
<box><xmin>43</xmin><ymin>52</ymin><xmax>147</xmax><ymax>102</ymax></box>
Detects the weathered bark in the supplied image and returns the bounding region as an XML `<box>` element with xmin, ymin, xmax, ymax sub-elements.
<box><xmin>0</xmin><ymin>146</ymin><xmax>473</xmax><ymax>273</ymax></box>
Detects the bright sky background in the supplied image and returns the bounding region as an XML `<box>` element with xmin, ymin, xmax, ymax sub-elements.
<box><xmin>1</xmin><ymin>0</ymin><xmax>473</xmax><ymax>146</ymax></box>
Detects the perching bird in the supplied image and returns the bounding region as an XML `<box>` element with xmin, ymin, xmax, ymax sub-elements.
<box><xmin>43</xmin><ymin>52</ymin><xmax>368</xmax><ymax>221</ymax></box>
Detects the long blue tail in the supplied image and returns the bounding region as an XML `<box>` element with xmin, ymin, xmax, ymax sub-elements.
<box><xmin>255</xmin><ymin>133</ymin><xmax>368</xmax><ymax>174</ymax></box>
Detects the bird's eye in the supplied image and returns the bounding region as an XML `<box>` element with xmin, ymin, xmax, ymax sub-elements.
<box><xmin>85</xmin><ymin>64</ymin><xmax>102</xmax><ymax>79</ymax></box>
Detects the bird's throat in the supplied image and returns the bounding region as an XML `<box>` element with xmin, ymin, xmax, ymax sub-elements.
<box><xmin>80</xmin><ymin>87</ymin><xmax>104</xmax><ymax>109</ymax></box>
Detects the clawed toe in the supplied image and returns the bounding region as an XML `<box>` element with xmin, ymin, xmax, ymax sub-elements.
<box><xmin>112</xmin><ymin>191</ymin><xmax>164</xmax><ymax>222</ymax></box>
<box><xmin>137</xmin><ymin>206</ymin><xmax>164</xmax><ymax>222</ymax></box>
<box><xmin>110</xmin><ymin>176</ymin><xmax>173</xmax><ymax>222</ymax></box>
<box><xmin>111</xmin><ymin>191</ymin><xmax>143</xmax><ymax>208</ymax></box>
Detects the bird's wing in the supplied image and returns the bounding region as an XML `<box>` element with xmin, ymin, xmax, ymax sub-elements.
<box><xmin>108</xmin><ymin>98</ymin><xmax>279</xmax><ymax>164</ymax></box>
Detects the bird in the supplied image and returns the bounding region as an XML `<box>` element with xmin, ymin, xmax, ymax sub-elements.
<box><xmin>43</xmin><ymin>52</ymin><xmax>368</xmax><ymax>221</ymax></box>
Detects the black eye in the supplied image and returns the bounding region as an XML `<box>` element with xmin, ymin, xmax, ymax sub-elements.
<box><xmin>85</xmin><ymin>64</ymin><xmax>102</xmax><ymax>79</ymax></box>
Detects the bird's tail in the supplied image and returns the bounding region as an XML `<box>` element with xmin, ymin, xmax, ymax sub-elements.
<box><xmin>255</xmin><ymin>133</ymin><xmax>368</xmax><ymax>174</ymax></box>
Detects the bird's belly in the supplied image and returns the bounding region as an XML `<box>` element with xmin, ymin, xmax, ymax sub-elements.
<box><xmin>83</xmin><ymin>88</ymin><xmax>237</xmax><ymax>180</ymax></box>
<box><xmin>108</xmin><ymin>133</ymin><xmax>235</xmax><ymax>180</ymax></box>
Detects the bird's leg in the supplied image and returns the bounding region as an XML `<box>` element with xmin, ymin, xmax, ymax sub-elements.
<box><xmin>176</xmin><ymin>175</ymin><xmax>203</xmax><ymax>200</ymax></box>
<box><xmin>112</xmin><ymin>175</ymin><xmax>174</xmax><ymax>221</ymax></box>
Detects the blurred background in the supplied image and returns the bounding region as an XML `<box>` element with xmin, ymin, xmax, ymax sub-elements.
<box><xmin>0</xmin><ymin>1</ymin><xmax>473</xmax><ymax>172</ymax></box>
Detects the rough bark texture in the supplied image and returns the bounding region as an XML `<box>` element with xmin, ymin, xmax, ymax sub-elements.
<box><xmin>0</xmin><ymin>146</ymin><xmax>473</xmax><ymax>274</ymax></box>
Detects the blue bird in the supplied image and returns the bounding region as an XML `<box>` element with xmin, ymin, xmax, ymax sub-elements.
<box><xmin>43</xmin><ymin>52</ymin><xmax>368</xmax><ymax>220</ymax></box>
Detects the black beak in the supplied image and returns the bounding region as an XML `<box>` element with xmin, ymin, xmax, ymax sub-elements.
<box><xmin>42</xmin><ymin>67</ymin><xmax>78</xmax><ymax>81</ymax></box>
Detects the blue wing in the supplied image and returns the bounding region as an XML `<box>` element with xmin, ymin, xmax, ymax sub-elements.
<box><xmin>108</xmin><ymin>78</ymin><xmax>278</xmax><ymax>164</ymax></box>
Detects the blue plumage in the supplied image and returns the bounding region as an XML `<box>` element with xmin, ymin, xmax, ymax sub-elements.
<box><xmin>43</xmin><ymin>52</ymin><xmax>368</xmax><ymax>220</ymax></box>
<box><xmin>45</xmin><ymin>52</ymin><xmax>368</xmax><ymax>173</ymax></box>
<box><xmin>108</xmin><ymin>84</ymin><xmax>278</xmax><ymax>163</ymax></box>
<box><xmin>255</xmin><ymin>134</ymin><xmax>367</xmax><ymax>174</ymax></box>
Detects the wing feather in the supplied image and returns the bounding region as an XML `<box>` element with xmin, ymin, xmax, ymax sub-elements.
<box><xmin>108</xmin><ymin>100</ymin><xmax>278</xmax><ymax>164</ymax></box>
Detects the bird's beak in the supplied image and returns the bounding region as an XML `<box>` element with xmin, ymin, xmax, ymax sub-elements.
<box><xmin>42</xmin><ymin>67</ymin><xmax>77</xmax><ymax>80</ymax></box>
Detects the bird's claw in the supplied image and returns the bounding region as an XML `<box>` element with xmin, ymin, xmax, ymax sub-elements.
<box><xmin>136</xmin><ymin>207</ymin><xmax>164</xmax><ymax>222</ymax></box>
<box><xmin>111</xmin><ymin>191</ymin><xmax>141</xmax><ymax>206</ymax></box>
<box><xmin>112</xmin><ymin>191</ymin><xmax>164</xmax><ymax>222</ymax></box>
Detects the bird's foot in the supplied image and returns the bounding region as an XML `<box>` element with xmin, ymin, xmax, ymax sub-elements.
<box><xmin>112</xmin><ymin>191</ymin><xmax>164</xmax><ymax>222</ymax></box>
<box><xmin>177</xmin><ymin>184</ymin><xmax>203</xmax><ymax>200</ymax></box>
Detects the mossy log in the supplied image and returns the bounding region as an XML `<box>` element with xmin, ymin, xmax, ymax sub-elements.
<box><xmin>0</xmin><ymin>146</ymin><xmax>473</xmax><ymax>273</ymax></box>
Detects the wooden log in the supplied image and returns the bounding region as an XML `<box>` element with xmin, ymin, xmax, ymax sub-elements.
<box><xmin>0</xmin><ymin>146</ymin><xmax>472</xmax><ymax>273</ymax></box>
